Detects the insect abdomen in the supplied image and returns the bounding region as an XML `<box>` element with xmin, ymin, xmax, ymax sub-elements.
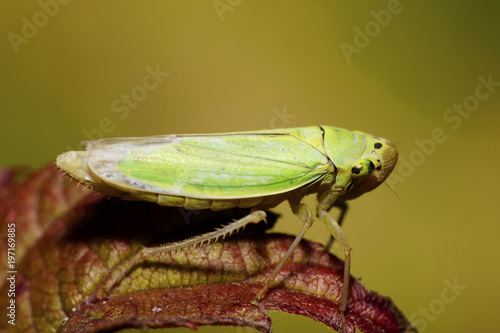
<box><xmin>124</xmin><ymin>190</ymin><xmax>287</xmax><ymax>211</ymax></box>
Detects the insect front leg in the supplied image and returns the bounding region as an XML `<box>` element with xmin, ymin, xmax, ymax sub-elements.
<box><xmin>318</xmin><ymin>190</ymin><xmax>351</xmax><ymax>333</ymax></box>
<box><xmin>323</xmin><ymin>201</ymin><xmax>349</xmax><ymax>252</ymax></box>
<box><xmin>97</xmin><ymin>210</ymin><xmax>267</xmax><ymax>299</ymax></box>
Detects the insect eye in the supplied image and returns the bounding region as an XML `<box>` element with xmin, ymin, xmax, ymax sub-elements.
<box><xmin>351</xmin><ymin>160</ymin><xmax>375</xmax><ymax>178</ymax></box>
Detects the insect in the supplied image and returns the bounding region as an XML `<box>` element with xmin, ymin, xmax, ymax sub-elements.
<box><xmin>57</xmin><ymin>126</ymin><xmax>398</xmax><ymax>333</ymax></box>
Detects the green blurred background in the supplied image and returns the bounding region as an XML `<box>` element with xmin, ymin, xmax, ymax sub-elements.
<box><xmin>1</xmin><ymin>1</ymin><xmax>499</xmax><ymax>332</ymax></box>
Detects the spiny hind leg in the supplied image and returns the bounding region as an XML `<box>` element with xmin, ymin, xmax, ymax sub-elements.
<box><xmin>251</xmin><ymin>197</ymin><xmax>315</xmax><ymax>304</ymax></box>
<box><xmin>97</xmin><ymin>210</ymin><xmax>267</xmax><ymax>299</ymax></box>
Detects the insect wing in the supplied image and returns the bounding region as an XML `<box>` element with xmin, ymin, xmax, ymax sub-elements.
<box><xmin>85</xmin><ymin>134</ymin><xmax>331</xmax><ymax>199</ymax></box>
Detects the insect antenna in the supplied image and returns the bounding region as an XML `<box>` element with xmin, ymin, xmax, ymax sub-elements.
<box><xmin>384</xmin><ymin>181</ymin><xmax>399</xmax><ymax>198</ymax></box>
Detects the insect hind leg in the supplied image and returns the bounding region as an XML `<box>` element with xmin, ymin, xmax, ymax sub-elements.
<box><xmin>97</xmin><ymin>210</ymin><xmax>267</xmax><ymax>299</ymax></box>
<box><xmin>142</xmin><ymin>210</ymin><xmax>267</xmax><ymax>256</ymax></box>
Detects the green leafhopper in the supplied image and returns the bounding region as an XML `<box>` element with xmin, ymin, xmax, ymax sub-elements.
<box><xmin>57</xmin><ymin>125</ymin><xmax>398</xmax><ymax>332</ymax></box>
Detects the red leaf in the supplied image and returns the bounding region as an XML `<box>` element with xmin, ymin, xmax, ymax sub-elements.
<box><xmin>0</xmin><ymin>164</ymin><xmax>416</xmax><ymax>333</ymax></box>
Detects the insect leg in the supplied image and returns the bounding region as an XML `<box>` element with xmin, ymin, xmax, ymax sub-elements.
<box><xmin>318</xmin><ymin>191</ymin><xmax>351</xmax><ymax>333</ymax></box>
<box><xmin>97</xmin><ymin>210</ymin><xmax>267</xmax><ymax>299</ymax></box>
<box><xmin>251</xmin><ymin>196</ymin><xmax>315</xmax><ymax>305</ymax></box>
<box><xmin>324</xmin><ymin>201</ymin><xmax>349</xmax><ymax>252</ymax></box>
<box><xmin>142</xmin><ymin>209</ymin><xmax>267</xmax><ymax>256</ymax></box>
